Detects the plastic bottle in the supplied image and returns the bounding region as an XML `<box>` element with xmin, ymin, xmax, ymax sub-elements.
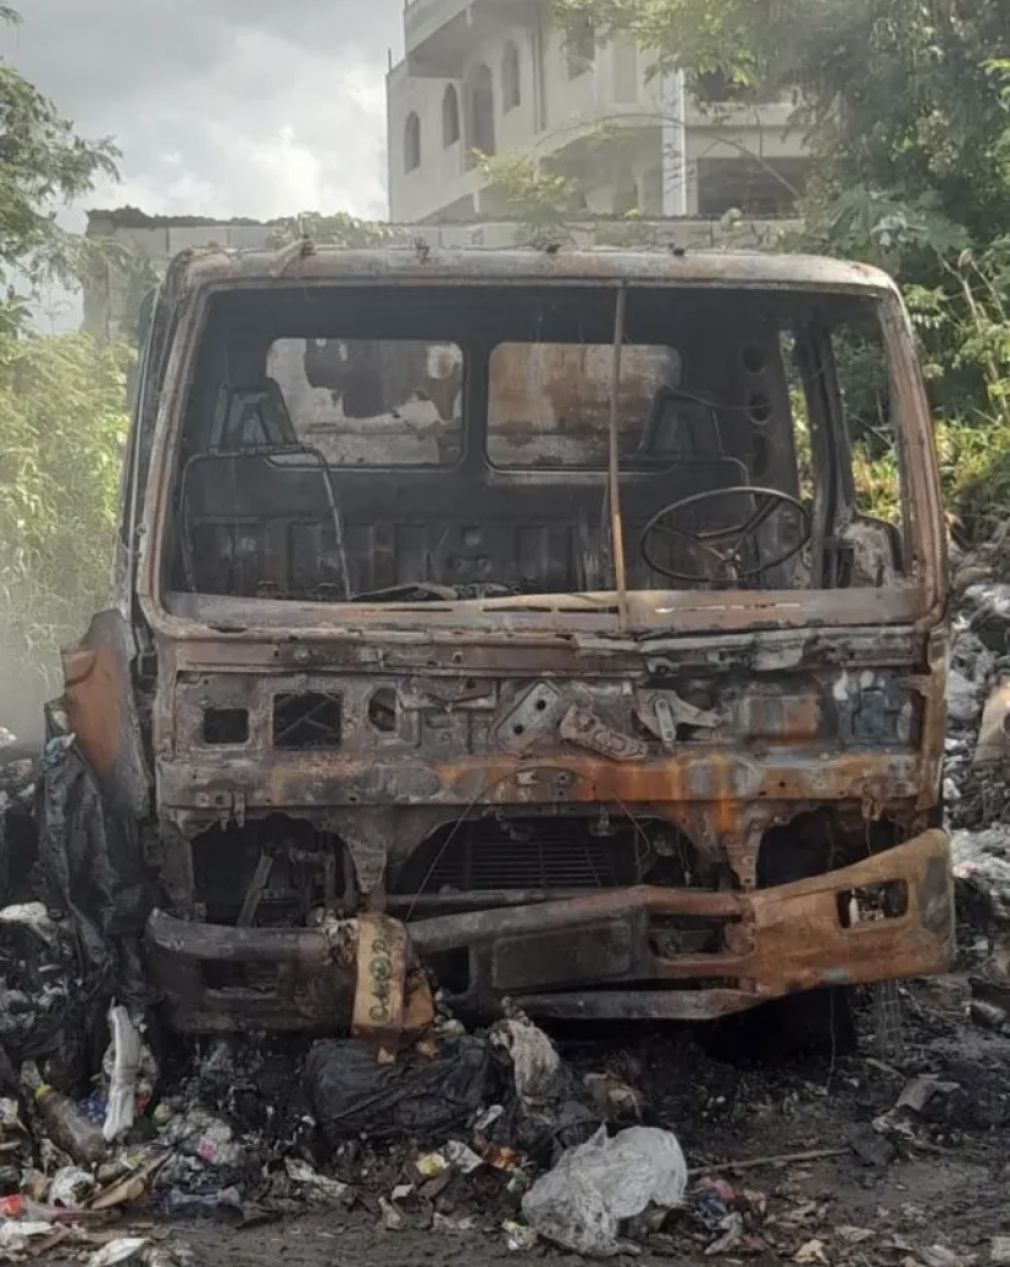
<box><xmin>21</xmin><ymin>1063</ymin><xmax>106</xmax><ymax>1166</ymax></box>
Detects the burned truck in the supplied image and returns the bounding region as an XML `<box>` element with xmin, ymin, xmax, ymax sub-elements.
<box><xmin>59</xmin><ymin>245</ymin><xmax>954</xmax><ymax>1035</ymax></box>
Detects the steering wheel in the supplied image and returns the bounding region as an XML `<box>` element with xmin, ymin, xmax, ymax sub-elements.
<box><xmin>640</xmin><ymin>486</ymin><xmax>812</xmax><ymax>583</ymax></box>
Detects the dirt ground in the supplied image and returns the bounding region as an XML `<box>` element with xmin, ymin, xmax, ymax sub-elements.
<box><xmin>31</xmin><ymin>972</ymin><xmax>1010</xmax><ymax>1267</ymax></box>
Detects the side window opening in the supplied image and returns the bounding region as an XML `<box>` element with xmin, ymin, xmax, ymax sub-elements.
<box><xmin>787</xmin><ymin>312</ymin><xmax>907</xmax><ymax>589</ymax></box>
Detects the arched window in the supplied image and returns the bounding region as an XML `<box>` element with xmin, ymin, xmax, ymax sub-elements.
<box><xmin>404</xmin><ymin>111</ymin><xmax>421</xmax><ymax>172</ymax></box>
<box><xmin>566</xmin><ymin>16</ymin><xmax>595</xmax><ymax>78</ymax></box>
<box><xmin>465</xmin><ymin>64</ymin><xmax>495</xmax><ymax>160</ymax></box>
<box><xmin>502</xmin><ymin>41</ymin><xmax>521</xmax><ymax>111</ymax></box>
<box><xmin>442</xmin><ymin>84</ymin><xmax>460</xmax><ymax>146</ymax></box>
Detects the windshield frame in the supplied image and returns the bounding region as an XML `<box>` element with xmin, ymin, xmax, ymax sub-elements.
<box><xmin>137</xmin><ymin>267</ymin><xmax>945</xmax><ymax>642</ymax></box>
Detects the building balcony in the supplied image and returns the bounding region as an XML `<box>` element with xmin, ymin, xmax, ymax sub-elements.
<box><xmin>405</xmin><ymin>0</ymin><xmax>539</xmax><ymax>76</ymax></box>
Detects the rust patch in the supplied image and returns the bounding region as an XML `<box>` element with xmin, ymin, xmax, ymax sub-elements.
<box><xmin>63</xmin><ymin>645</ymin><xmax>121</xmax><ymax>780</ymax></box>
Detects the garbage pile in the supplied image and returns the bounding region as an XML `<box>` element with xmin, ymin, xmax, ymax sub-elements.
<box><xmin>942</xmin><ymin>530</ymin><xmax>1010</xmax><ymax>1034</ymax></box>
<box><xmin>9</xmin><ymin>530</ymin><xmax>1010</xmax><ymax>1262</ymax></box>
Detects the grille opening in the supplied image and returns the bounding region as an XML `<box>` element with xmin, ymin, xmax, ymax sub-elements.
<box><xmin>203</xmin><ymin>707</ymin><xmax>249</xmax><ymax>745</ymax></box>
<box><xmin>368</xmin><ymin>687</ymin><xmax>397</xmax><ymax>734</ymax></box>
<box><xmin>273</xmin><ymin>692</ymin><xmax>341</xmax><ymax>749</ymax></box>
<box><xmin>391</xmin><ymin>813</ymin><xmax>712</xmax><ymax>900</ymax></box>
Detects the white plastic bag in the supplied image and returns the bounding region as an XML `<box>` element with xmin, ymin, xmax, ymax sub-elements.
<box><xmin>521</xmin><ymin>1125</ymin><xmax>687</xmax><ymax>1257</ymax></box>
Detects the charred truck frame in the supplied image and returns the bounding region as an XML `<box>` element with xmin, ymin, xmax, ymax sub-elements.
<box><xmin>60</xmin><ymin>247</ymin><xmax>954</xmax><ymax>1035</ymax></box>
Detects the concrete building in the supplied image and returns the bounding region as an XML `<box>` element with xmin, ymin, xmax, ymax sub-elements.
<box><xmin>386</xmin><ymin>0</ymin><xmax>809</xmax><ymax>224</ymax></box>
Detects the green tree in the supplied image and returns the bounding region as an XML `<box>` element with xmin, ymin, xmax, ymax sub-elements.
<box><xmin>0</xmin><ymin>7</ymin><xmax>118</xmax><ymax>298</ymax></box>
<box><xmin>0</xmin><ymin>6</ymin><xmax>127</xmax><ymax>737</ymax></box>
<box><xmin>474</xmin><ymin>152</ymin><xmax>576</xmax><ymax>246</ymax></box>
<box><xmin>554</xmin><ymin>0</ymin><xmax>1010</xmax><ymax>481</ymax></box>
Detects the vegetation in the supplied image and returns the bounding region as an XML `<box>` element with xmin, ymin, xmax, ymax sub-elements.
<box><xmin>0</xmin><ymin>8</ymin><xmax>118</xmax><ymax>301</ymax></box>
<box><xmin>474</xmin><ymin>152</ymin><xmax>577</xmax><ymax>247</ymax></box>
<box><xmin>267</xmin><ymin>211</ymin><xmax>393</xmax><ymax>250</ymax></box>
<box><xmin>0</xmin><ymin>333</ymin><xmax>129</xmax><ymax>689</ymax></box>
<box><xmin>545</xmin><ymin>0</ymin><xmax>1010</xmax><ymax>538</ymax></box>
<box><xmin>0</xmin><ymin>6</ymin><xmax>128</xmax><ymax>735</ymax></box>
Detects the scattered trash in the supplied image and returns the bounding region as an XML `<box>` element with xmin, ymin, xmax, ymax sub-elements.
<box><xmin>415</xmin><ymin>1151</ymin><xmax>448</xmax><ymax>1179</ymax></box>
<box><xmin>48</xmin><ymin>1164</ymin><xmax>95</xmax><ymax>1209</ymax></box>
<box><xmin>0</xmin><ymin>903</ymin><xmax>58</xmax><ymax>947</ymax></box>
<box><xmin>103</xmin><ymin>1005</ymin><xmax>157</xmax><ymax>1143</ymax></box>
<box><xmin>705</xmin><ymin>1210</ymin><xmax>744</xmax><ymax>1256</ymax></box>
<box><xmin>920</xmin><ymin>1246</ymin><xmax>964</xmax><ymax>1267</ymax></box>
<box><xmin>283</xmin><ymin>1158</ymin><xmax>350</xmax><ymax>1204</ymax></box>
<box><xmin>474</xmin><ymin>1104</ymin><xmax>505</xmax><ymax>1133</ymax></box>
<box><xmin>21</xmin><ymin>1061</ymin><xmax>106</xmax><ymax>1166</ymax></box>
<box><xmin>490</xmin><ymin>1015</ymin><xmax>561</xmax><ymax>1106</ymax></box>
<box><xmin>163</xmin><ymin>1108</ymin><xmax>242</xmax><ymax>1169</ymax></box>
<box><xmin>378</xmin><ymin>1195</ymin><xmax>404</xmax><ymax>1231</ymax></box>
<box><xmin>0</xmin><ymin>1220</ymin><xmax>56</xmax><ymax>1254</ymax></box>
<box><xmin>794</xmin><ymin>1238</ymin><xmax>829</xmax><ymax>1265</ymax></box>
<box><xmin>946</xmin><ymin>668</ymin><xmax>983</xmax><ymax>726</ymax></box>
<box><xmin>444</xmin><ymin>1139</ymin><xmax>484</xmax><ymax>1174</ymax></box>
<box><xmin>86</xmin><ymin>1237</ymin><xmax>152</xmax><ymax>1267</ymax></box>
<box><xmin>873</xmin><ymin>1073</ymin><xmax>964</xmax><ymax>1140</ymax></box>
<box><xmin>522</xmin><ymin>1125</ymin><xmax>687</xmax><ymax>1257</ymax></box>
<box><xmin>503</xmin><ymin>1220</ymin><xmax>538</xmax><ymax>1252</ymax></box>
<box><xmin>432</xmin><ymin>1212</ymin><xmax>475</xmax><ymax>1233</ymax></box>
<box><xmin>583</xmin><ymin>1072</ymin><xmax>645</xmax><ymax>1123</ymax></box>
<box><xmin>972</xmin><ymin>683</ymin><xmax>1010</xmax><ymax>766</ymax></box>
<box><xmin>91</xmin><ymin>1155</ymin><xmax>166</xmax><ymax>1213</ymax></box>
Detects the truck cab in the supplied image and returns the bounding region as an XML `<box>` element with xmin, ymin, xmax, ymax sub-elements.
<box><xmin>63</xmin><ymin>245</ymin><xmax>953</xmax><ymax>1033</ymax></box>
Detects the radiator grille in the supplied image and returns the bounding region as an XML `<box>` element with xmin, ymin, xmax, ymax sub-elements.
<box><xmin>394</xmin><ymin>817</ymin><xmax>650</xmax><ymax>894</ymax></box>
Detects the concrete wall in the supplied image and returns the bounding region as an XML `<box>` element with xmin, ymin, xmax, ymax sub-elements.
<box><xmin>83</xmin><ymin>213</ymin><xmax>798</xmax><ymax>341</ymax></box>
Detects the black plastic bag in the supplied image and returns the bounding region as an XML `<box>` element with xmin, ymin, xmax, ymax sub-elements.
<box><xmin>305</xmin><ymin>1035</ymin><xmax>500</xmax><ymax>1146</ymax></box>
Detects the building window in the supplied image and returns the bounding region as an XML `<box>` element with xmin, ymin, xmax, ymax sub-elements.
<box><xmin>466</xmin><ymin>64</ymin><xmax>495</xmax><ymax>161</ymax></box>
<box><xmin>566</xmin><ymin>16</ymin><xmax>595</xmax><ymax>78</ymax></box>
<box><xmin>696</xmin><ymin>156</ymin><xmax>809</xmax><ymax>217</ymax></box>
<box><xmin>442</xmin><ymin>84</ymin><xmax>460</xmax><ymax>146</ymax></box>
<box><xmin>694</xmin><ymin>68</ymin><xmax>780</xmax><ymax>105</ymax></box>
<box><xmin>502</xmin><ymin>41</ymin><xmax>521</xmax><ymax>111</ymax></box>
<box><xmin>404</xmin><ymin>112</ymin><xmax>421</xmax><ymax>172</ymax></box>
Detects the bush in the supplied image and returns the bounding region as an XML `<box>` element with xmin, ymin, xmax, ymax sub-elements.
<box><xmin>0</xmin><ymin>330</ymin><xmax>130</xmax><ymax>739</ymax></box>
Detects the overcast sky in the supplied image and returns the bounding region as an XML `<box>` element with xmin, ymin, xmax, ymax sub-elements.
<box><xmin>1</xmin><ymin>0</ymin><xmax>400</xmax><ymax>225</ymax></box>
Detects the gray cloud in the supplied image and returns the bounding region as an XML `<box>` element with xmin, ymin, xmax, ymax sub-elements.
<box><xmin>1</xmin><ymin>0</ymin><xmax>400</xmax><ymax>222</ymax></box>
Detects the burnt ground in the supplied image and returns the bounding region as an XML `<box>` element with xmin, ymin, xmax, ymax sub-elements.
<box><xmin>29</xmin><ymin>970</ymin><xmax>1010</xmax><ymax>1267</ymax></box>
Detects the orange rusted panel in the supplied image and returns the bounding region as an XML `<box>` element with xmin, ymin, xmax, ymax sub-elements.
<box><xmin>63</xmin><ymin>644</ymin><xmax>122</xmax><ymax>780</ymax></box>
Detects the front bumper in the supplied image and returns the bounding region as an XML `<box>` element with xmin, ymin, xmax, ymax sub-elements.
<box><xmin>145</xmin><ymin>829</ymin><xmax>953</xmax><ymax>1032</ymax></box>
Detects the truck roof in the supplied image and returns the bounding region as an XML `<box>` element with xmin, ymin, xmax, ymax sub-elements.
<box><xmin>168</xmin><ymin>245</ymin><xmax>899</xmax><ymax>298</ymax></box>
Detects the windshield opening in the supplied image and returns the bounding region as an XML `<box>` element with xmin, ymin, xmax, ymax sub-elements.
<box><xmin>164</xmin><ymin>282</ymin><xmax>910</xmax><ymax>606</ymax></box>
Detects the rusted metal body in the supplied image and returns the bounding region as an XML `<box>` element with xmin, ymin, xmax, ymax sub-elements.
<box><xmin>63</xmin><ymin>246</ymin><xmax>952</xmax><ymax>1032</ymax></box>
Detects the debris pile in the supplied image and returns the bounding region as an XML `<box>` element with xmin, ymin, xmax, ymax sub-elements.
<box><xmin>4</xmin><ymin>545</ymin><xmax>1010</xmax><ymax>1263</ymax></box>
